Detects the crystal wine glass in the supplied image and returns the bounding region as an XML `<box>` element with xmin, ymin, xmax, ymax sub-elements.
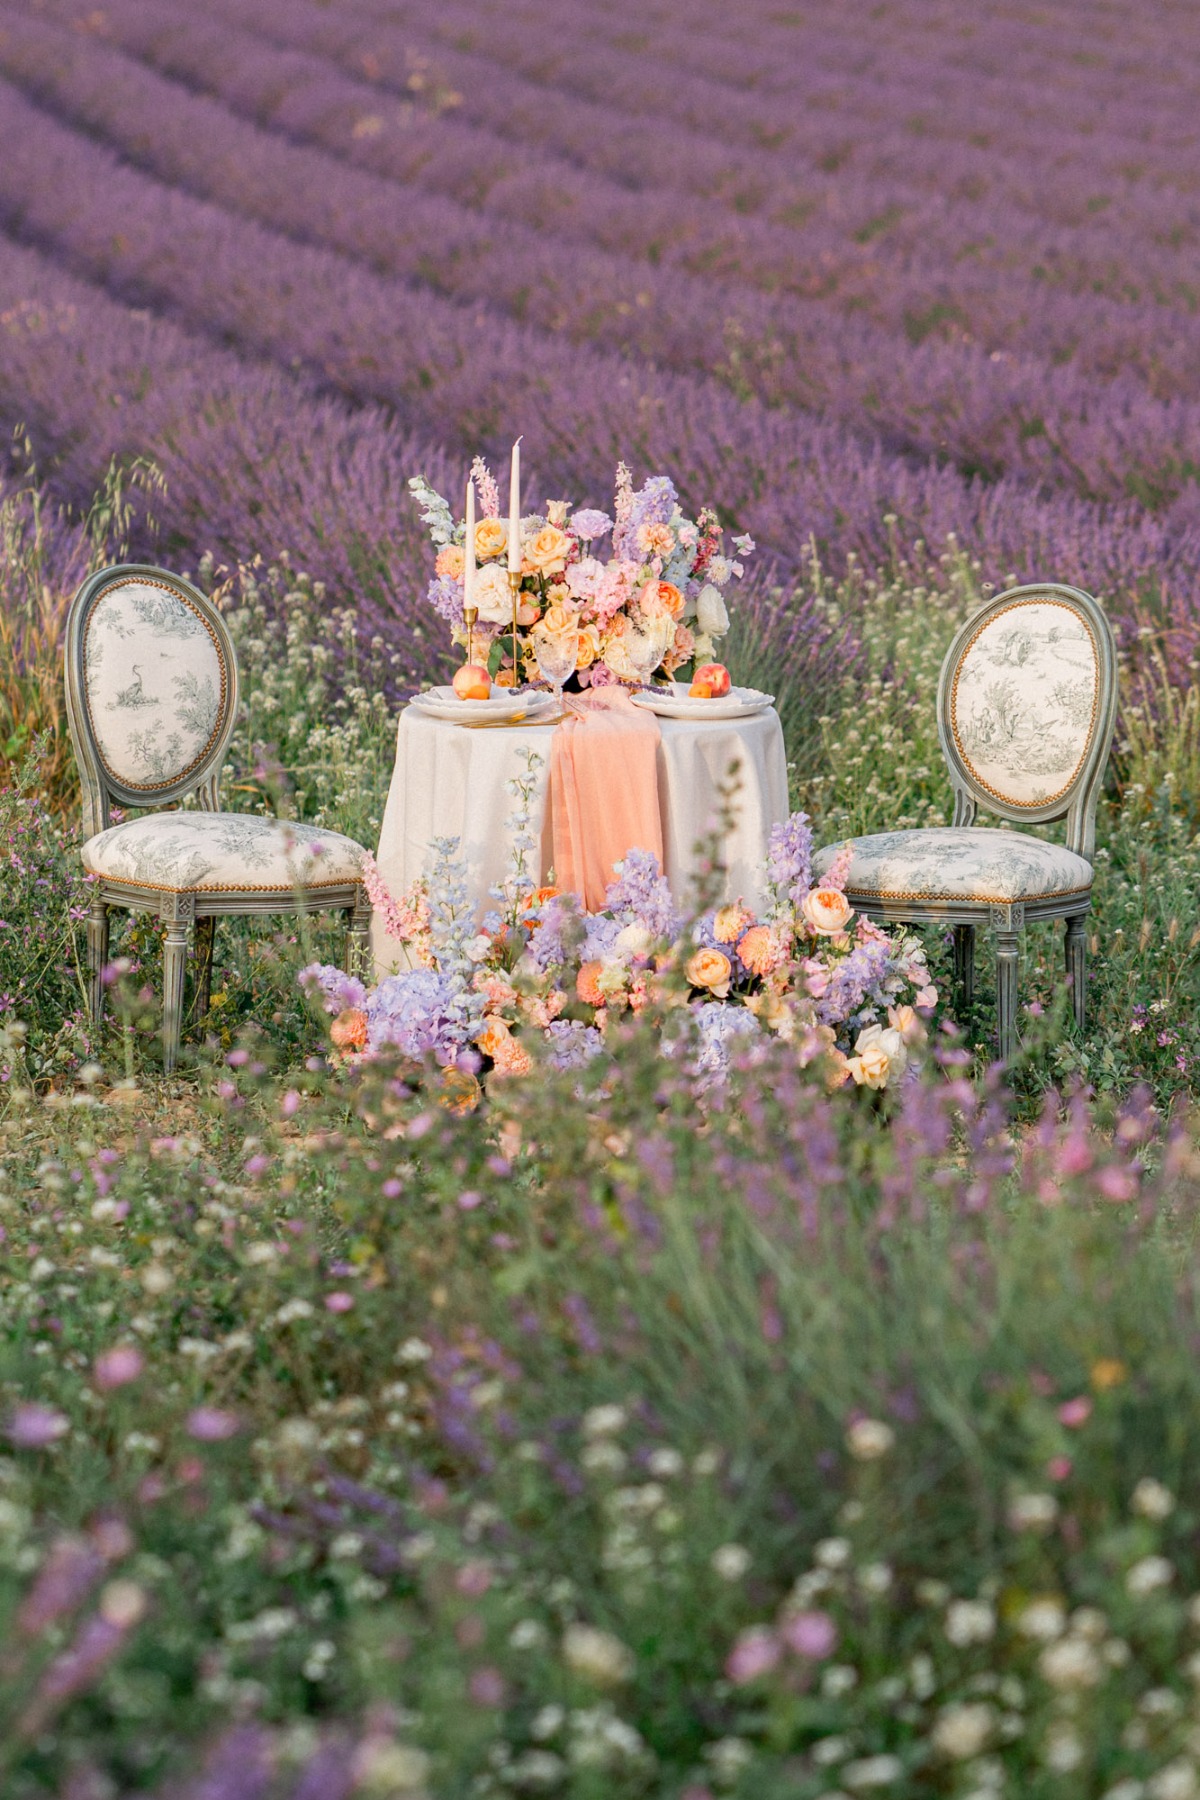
<box><xmin>533</xmin><ymin>625</ymin><xmax>580</xmax><ymax>711</ymax></box>
<box><xmin>625</xmin><ymin>623</ymin><xmax>666</xmax><ymax>688</ymax></box>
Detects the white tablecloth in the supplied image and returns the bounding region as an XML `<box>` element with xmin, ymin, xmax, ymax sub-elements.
<box><xmin>371</xmin><ymin>703</ymin><xmax>789</xmax><ymax>975</ymax></box>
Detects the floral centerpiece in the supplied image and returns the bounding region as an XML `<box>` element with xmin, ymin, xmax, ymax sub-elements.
<box><xmin>408</xmin><ymin>461</ymin><xmax>754</xmax><ymax>687</ymax></box>
<box><xmin>302</xmin><ymin>762</ymin><xmax>938</xmax><ymax>1096</ymax></box>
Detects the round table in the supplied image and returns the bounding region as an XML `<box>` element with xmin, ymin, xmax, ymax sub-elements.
<box><xmin>370</xmin><ymin>702</ymin><xmax>789</xmax><ymax>976</ymax></box>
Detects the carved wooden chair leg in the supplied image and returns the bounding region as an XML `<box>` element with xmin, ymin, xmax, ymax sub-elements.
<box><xmin>952</xmin><ymin>922</ymin><xmax>975</xmax><ymax>1012</ymax></box>
<box><xmin>161</xmin><ymin>897</ymin><xmax>193</xmax><ymax>1075</ymax></box>
<box><xmin>345</xmin><ymin>886</ymin><xmax>373</xmax><ymax>978</ymax></box>
<box><xmin>193</xmin><ymin>916</ymin><xmax>216</xmax><ymax>1022</ymax></box>
<box><xmin>86</xmin><ymin>892</ymin><xmax>110</xmax><ymax>1022</ymax></box>
<box><xmin>1065</xmin><ymin>914</ymin><xmax>1087</xmax><ymax>1032</ymax></box>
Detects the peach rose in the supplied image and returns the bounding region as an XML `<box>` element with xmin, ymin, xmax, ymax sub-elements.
<box><xmin>540</xmin><ymin>602</ymin><xmax>579</xmax><ymax>635</ymax></box>
<box><xmin>685</xmin><ymin>946</ymin><xmax>732</xmax><ymax>998</ymax></box>
<box><xmin>330</xmin><ymin>1008</ymin><xmax>368</xmax><ymax>1051</ymax></box>
<box><xmin>640</xmin><ymin>579</ymin><xmax>685</xmax><ymax>621</ymax></box>
<box><xmin>737</xmin><ymin>924</ymin><xmax>787</xmax><ymax>977</ymax></box>
<box><xmin>493</xmin><ymin>667</ymin><xmax>518</xmax><ymax>688</ymax></box>
<box><xmin>476</xmin><ymin>1016</ymin><xmax>512</xmax><ymax>1060</ymax></box>
<box><xmin>435</xmin><ymin>544</ymin><xmax>465</xmax><ymax>580</ymax></box>
<box><xmin>637</xmin><ymin>521</ymin><xmax>675</xmax><ymax>559</ymax></box>
<box><xmin>527</xmin><ymin>525</ymin><xmax>571</xmax><ymax>575</ymax></box>
<box><xmin>847</xmin><ymin>1042</ymin><xmax>891</xmax><ymax>1090</ymax></box>
<box><xmin>577</xmin><ymin>961</ymin><xmax>606</xmax><ymax>1006</ymax></box>
<box><xmin>888</xmin><ymin>1004</ymin><xmax>925</xmax><ymax>1045</ymax></box>
<box><xmin>516</xmin><ymin>598</ymin><xmax>540</xmax><ymax>627</ymax></box>
<box><xmin>472</xmin><ymin>517</ymin><xmax>508</xmax><ymax>561</ymax></box>
<box><xmin>801</xmin><ymin>887</ymin><xmax>855</xmax><ymax>936</ymax></box>
<box><xmin>713</xmin><ymin>902</ymin><xmax>755</xmax><ymax>945</ymax></box>
<box><xmin>575</xmin><ymin>624</ymin><xmax>601</xmax><ymax>669</ymax></box>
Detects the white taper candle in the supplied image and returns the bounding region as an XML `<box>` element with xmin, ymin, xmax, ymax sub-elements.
<box><xmin>507</xmin><ymin>438</ymin><xmax>522</xmax><ymax>574</ymax></box>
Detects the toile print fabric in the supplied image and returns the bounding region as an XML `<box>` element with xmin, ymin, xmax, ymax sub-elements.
<box><xmin>813</xmin><ymin>828</ymin><xmax>1092</xmax><ymax>904</ymax></box>
<box><xmin>949</xmin><ymin>601</ymin><xmax>1099</xmax><ymax>808</ymax></box>
<box><xmin>82</xmin><ymin>812</ymin><xmax>364</xmax><ymax>891</ymax></box>
<box><xmin>83</xmin><ymin>580</ymin><xmax>224</xmax><ymax>789</ymax></box>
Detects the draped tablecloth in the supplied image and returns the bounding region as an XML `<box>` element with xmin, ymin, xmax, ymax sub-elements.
<box><xmin>370</xmin><ymin>702</ymin><xmax>789</xmax><ymax>976</ymax></box>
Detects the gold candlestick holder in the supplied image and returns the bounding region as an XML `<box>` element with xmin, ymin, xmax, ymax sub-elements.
<box><xmin>464</xmin><ymin>605</ymin><xmax>479</xmax><ymax>669</ymax></box>
<box><xmin>508</xmin><ymin>569</ymin><xmax>523</xmax><ymax>689</ymax></box>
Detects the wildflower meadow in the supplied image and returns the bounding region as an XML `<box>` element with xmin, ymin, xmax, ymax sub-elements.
<box><xmin>2</xmin><ymin>4</ymin><xmax>1200</xmax><ymax>1797</ymax></box>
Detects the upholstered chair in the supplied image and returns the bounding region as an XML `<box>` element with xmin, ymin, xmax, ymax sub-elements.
<box><xmin>812</xmin><ymin>582</ymin><xmax>1118</xmax><ymax>1061</ymax></box>
<box><xmin>64</xmin><ymin>564</ymin><xmax>372</xmax><ymax>1072</ymax></box>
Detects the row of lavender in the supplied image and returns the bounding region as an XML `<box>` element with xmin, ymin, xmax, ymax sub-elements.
<box><xmin>4</xmin><ymin>1</ymin><xmax>1200</xmax><ymax>517</ymax></box>
<box><xmin>0</xmin><ymin>169</ymin><xmax>1193</xmax><ymax>659</ymax></box>
<box><xmin>50</xmin><ymin>0</ymin><xmax>1200</xmax><ymax>397</ymax></box>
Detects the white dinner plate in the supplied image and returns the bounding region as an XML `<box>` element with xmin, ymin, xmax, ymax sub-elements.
<box><xmin>630</xmin><ymin>681</ymin><xmax>775</xmax><ymax>720</ymax></box>
<box><xmin>408</xmin><ymin>686</ymin><xmax>558</xmax><ymax>724</ymax></box>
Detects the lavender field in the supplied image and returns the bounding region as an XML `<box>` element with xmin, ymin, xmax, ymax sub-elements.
<box><xmin>8</xmin><ymin>7</ymin><xmax>1200</xmax><ymax>1798</ymax></box>
<box><xmin>0</xmin><ymin>0</ymin><xmax>1197</xmax><ymax>654</ymax></box>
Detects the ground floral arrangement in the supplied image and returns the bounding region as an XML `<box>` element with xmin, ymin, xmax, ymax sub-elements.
<box><xmin>302</xmin><ymin>760</ymin><xmax>937</xmax><ymax>1097</ymax></box>
<box><xmin>410</xmin><ymin>463</ymin><xmax>753</xmax><ymax>686</ymax></box>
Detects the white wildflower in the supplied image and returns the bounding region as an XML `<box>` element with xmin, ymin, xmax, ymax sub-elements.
<box><xmin>1149</xmin><ymin>1763</ymin><xmax>1199</xmax><ymax>1800</ymax></box>
<box><xmin>711</xmin><ymin>1543</ymin><xmax>752</xmax><ymax>1581</ymax></box>
<box><xmin>1043</xmin><ymin>1723</ymin><xmax>1084</xmax><ymax>1772</ymax></box>
<box><xmin>561</xmin><ymin>1623</ymin><xmax>634</xmax><ymax>1686</ymax></box>
<box><xmin>1132</xmin><ymin>1478</ymin><xmax>1176</xmax><ymax>1521</ymax></box>
<box><xmin>1038</xmin><ymin>1635</ymin><xmax>1105</xmax><ymax>1690</ymax></box>
<box><xmin>505</xmin><ymin>1749</ymin><xmax>566</xmax><ymax>1789</ymax></box>
<box><xmin>530</xmin><ymin>1706</ymin><xmax>564</xmax><ymax>1741</ymax></box>
<box><xmin>931</xmin><ymin>1702</ymin><xmax>993</xmax><ymax>1760</ymax></box>
<box><xmin>508</xmin><ymin>1619</ymin><xmax>547</xmax><ymax>1651</ymax></box>
<box><xmin>395</xmin><ymin>1338</ymin><xmax>432</xmax><ymax>1365</ymax></box>
<box><xmin>846</xmin><ymin>1418</ymin><xmax>895</xmax><ymax>1461</ymax></box>
<box><xmin>1102</xmin><ymin>1782</ymin><xmax>1146</xmax><ymax>1800</ymax></box>
<box><xmin>582</xmin><ymin>1404</ymin><xmax>627</xmax><ymax>1438</ymax></box>
<box><xmin>647</xmin><ymin>1447</ymin><xmax>684</xmax><ymax>1478</ymax></box>
<box><xmin>815</xmin><ymin>1536</ymin><xmax>853</xmax><ymax>1569</ymax></box>
<box><xmin>703</xmin><ymin>1737</ymin><xmax>753</xmax><ymax>1784</ymax></box>
<box><xmin>1016</xmin><ymin>1598</ymin><xmax>1066</xmax><ymax>1641</ymax></box>
<box><xmin>1008</xmin><ymin>1492</ymin><xmax>1057</xmax><ymax>1532</ymax></box>
<box><xmin>812</xmin><ymin>1735</ymin><xmax>852</xmax><ymax>1766</ymax></box>
<box><xmin>275</xmin><ymin>1299</ymin><xmax>314</xmax><ymax>1324</ymax></box>
<box><xmin>822</xmin><ymin>1665</ymin><xmax>860</xmax><ymax>1699</ymax></box>
<box><xmin>944</xmin><ymin>1600</ymin><xmax>996</xmax><ymax>1646</ymax></box>
<box><xmin>353</xmin><ymin>1740</ymin><xmax>431</xmax><ymax>1792</ymax></box>
<box><xmin>858</xmin><ymin>1562</ymin><xmax>892</xmax><ymax>1596</ymax></box>
<box><xmin>842</xmin><ymin>1753</ymin><xmax>904</xmax><ymax>1788</ymax></box>
<box><xmin>580</xmin><ymin>1440</ymin><xmax>627</xmax><ymax>1476</ymax></box>
<box><xmin>1127</xmin><ymin>1555</ymin><xmax>1174</xmax><ymax>1598</ymax></box>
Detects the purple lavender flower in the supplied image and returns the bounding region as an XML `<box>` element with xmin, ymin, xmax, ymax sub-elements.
<box><xmin>603</xmin><ymin>849</ymin><xmax>680</xmax><ymax>940</ymax></box>
<box><xmin>7</xmin><ymin>1403</ymin><xmax>69</xmax><ymax>1449</ymax></box>
<box><xmin>367</xmin><ymin>969</ymin><xmax>472</xmax><ymax>1064</ymax></box>
<box><xmin>300</xmin><ymin>964</ymin><xmax>367</xmax><ymax>1016</ymax></box>
<box><xmin>766</xmin><ymin>813</ymin><xmax>815</xmax><ymax>915</ymax></box>
<box><xmin>581</xmin><ymin>914</ymin><xmax>623</xmax><ymax>963</ymax></box>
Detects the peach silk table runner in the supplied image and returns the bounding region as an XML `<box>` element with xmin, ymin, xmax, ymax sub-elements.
<box><xmin>548</xmin><ymin>688</ymin><xmax>664</xmax><ymax>910</ymax></box>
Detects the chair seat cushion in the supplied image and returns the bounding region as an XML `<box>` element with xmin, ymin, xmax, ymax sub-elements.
<box><xmin>82</xmin><ymin>812</ymin><xmax>364</xmax><ymax>892</ymax></box>
<box><xmin>812</xmin><ymin>828</ymin><xmax>1092</xmax><ymax>905</ymax></box>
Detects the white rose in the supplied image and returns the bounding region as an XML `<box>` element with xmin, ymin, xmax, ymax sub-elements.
<box><xmin>855</xmin><ymin>1024</ymin><xmax>908</xmax><ymax>1080</ymax></box>
<box><xmin>614</xmin><ymin>924</ymin><xmax>654</xmax><ymax>959</ymax></box>
<box><xmin>471</xmin><ymin>561</ymin><xmax>512</xmax><ymax>624</ymax></box>
<box><xmin>696</xmin><ymin>583</ymin><xmax>729</xmax><ymax>637</ymax></box>
<box><xmin>692</xmin><ymin>632</ymin><xmax>715</xmax><ymax>664</ymax></box>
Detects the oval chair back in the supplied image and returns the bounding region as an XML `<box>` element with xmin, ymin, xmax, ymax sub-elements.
<box><xmin>935</xmin><ymin>583</ymin><xmax>1118</xmax><ymax>861</ymax></box>
<box><xmin>64</xmin><ymin>564</ymin><xmax>240</xmax><ymax>838</ymax></box>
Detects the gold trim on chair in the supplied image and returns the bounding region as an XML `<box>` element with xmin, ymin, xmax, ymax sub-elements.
<box><xmin>845</xmin><ymin>881</ymin><xmax>1093</xmax><ymax>905</ymax></box>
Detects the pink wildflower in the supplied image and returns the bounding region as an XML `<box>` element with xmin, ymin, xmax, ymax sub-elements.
<box><xmin>725</xmin><ymin>1626</ymin><xmax>781</xmax><ymax>1684</ymax></box>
